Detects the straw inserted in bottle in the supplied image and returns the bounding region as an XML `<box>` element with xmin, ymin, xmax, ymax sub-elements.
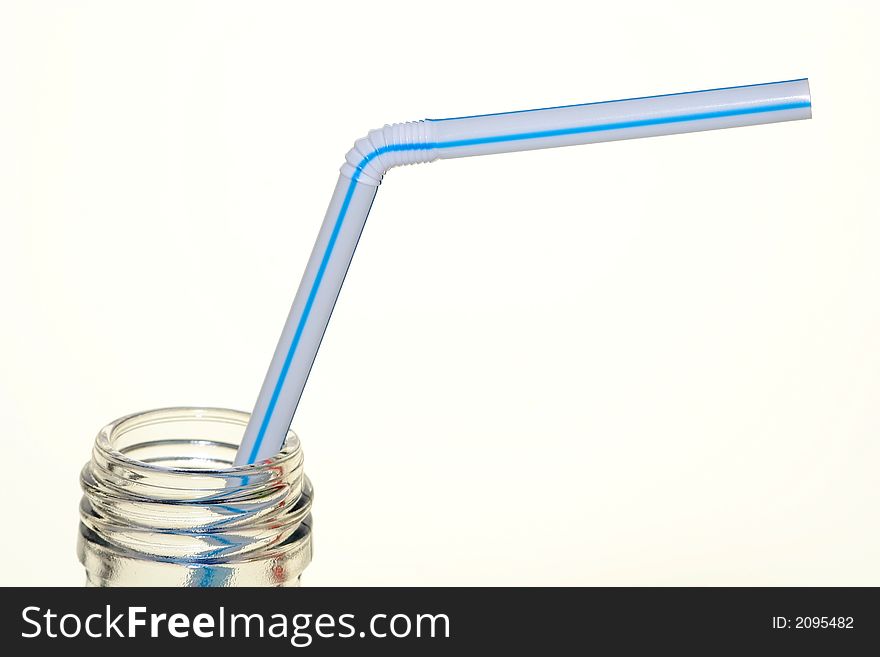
<box><xmin>235</xmin><ymin>79</ymin><xmax>812</xmax><ymax>465</ymax></box>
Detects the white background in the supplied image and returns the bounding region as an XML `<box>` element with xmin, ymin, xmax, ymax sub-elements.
<box><xmin>1</xmin><ymin>1</ymin><xmax>877</xmax><ymax>586</ymax></box>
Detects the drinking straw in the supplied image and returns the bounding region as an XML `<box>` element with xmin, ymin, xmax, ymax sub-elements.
<box><xmin>234</xmin><ymin>78</ymin><xmax>812</xmax><ymax>465</ymax></box>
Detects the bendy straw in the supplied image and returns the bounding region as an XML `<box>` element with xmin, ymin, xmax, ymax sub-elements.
<box><xmin>234</xmin><ymin>78</ymin><xmax>812</xmax><ymax>465</ymax></box>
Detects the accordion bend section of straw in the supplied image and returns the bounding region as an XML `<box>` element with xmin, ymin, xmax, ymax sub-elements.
<box><xmin>234</xmin><ymin>78</ymin><xmax>812</xmax><ymax>465</ymax></box>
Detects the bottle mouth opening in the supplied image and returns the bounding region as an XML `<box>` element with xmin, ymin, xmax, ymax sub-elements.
<box><xmin>95</xmin><ymin>406</ymin><xmax>300</xmax><ymax>476</ymax></box>
<box><xmin>85</xmin><ymin>406</ymin><xmax>305</xmax><ymax>500</ymax></box>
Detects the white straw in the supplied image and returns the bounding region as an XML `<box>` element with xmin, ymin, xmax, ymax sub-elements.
<box><xmin>235</xmin><ymin>78</ymin><xmax>812</xmax><ymax>464</ymax></box>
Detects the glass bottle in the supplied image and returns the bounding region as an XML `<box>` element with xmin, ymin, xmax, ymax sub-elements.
<box><xmin>77</xmin><ymin>407</ymin><xmax>312</xmax><ymax>586</ymax></box>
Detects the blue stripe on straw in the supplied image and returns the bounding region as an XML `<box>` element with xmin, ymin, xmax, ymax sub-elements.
<box><xmin>245</xmin><ymin>99</ymin><xmax>811</xmax><ymax>463</ymax></box>
<box><xmin>427</xmin><ymin>78</ymin><xmax>809</xmax><ymax>122</ymax></box>
<box><xmin>435</xmin><ymin>102</ymin><xmax>811</xmax><ymax>148</ymax></box>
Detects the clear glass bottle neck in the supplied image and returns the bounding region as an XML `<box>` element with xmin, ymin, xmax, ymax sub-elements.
<box><xmin>78</xmin><ymin>407</ymin><xmax>312</xmax><ymax>587</ymax></box>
